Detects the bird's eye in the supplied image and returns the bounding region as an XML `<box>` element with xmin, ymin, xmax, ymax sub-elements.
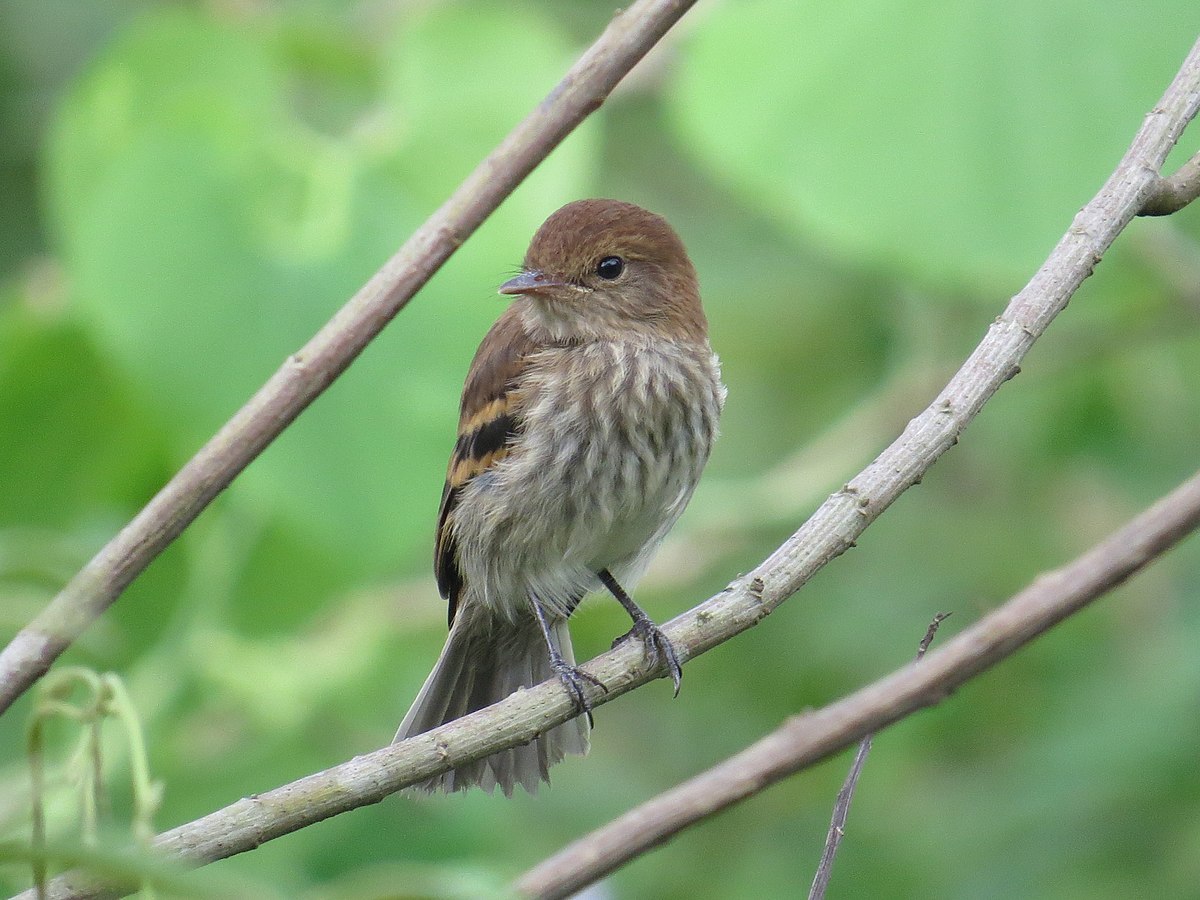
<box><xmin>595</xmin><ymin>256</ymin><xmax>624</xmax><ymax>280</ymax></box>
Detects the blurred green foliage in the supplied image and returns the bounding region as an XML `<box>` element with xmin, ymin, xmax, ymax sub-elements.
<box><xmin>2</xmin><ymin>1</ymin><xmax>1200</xmax><ymax>897</ymax></box>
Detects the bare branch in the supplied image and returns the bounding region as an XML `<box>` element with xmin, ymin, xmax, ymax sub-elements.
<box><xmin>516</xmin><ymin>470</ymin><xmax>1200</xmax><ymax>900</ymax></box>
<box><xmin>0</xmin><ymin>0</ymin><xmax>701</xmax><ymax>717</ymax></box>
<box><xmin>807</xmin><ymin>612</ymin><xmax>949</xmax><ymax>900</ymax></box>
<box><xmin>14</xmin><ymin>30</ymin><xmax>1200</xmax><ymax>900</ymax></box>
<box><xmin>1140</xmin><ymin>150</ymin><xmax>1200</xmax><ymax>215</ymax></box>
<box><xmin>808</xmin><ymin>735</ymin><xmax>871</xmax><ymax>900</ymax></box>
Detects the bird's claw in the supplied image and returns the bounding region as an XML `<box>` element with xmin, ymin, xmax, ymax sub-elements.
<box><xmin>613</xmin><ymin>617</ymin><xmax>683</xmax><ymax>697</ymax></box>
<box><xmin>550</xmin><ymin>657</ymin><xmax>607</xmax><ymax>727</ymax></box>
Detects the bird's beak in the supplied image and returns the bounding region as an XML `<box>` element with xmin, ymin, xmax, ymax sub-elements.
<box><xmin>497</xmin><ymin>269</ymin><xmax>568</xmax><ymax>296</ymax></box>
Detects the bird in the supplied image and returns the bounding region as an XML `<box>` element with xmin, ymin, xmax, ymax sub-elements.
<box><xmin>393</xmin><ymin>198</ymin><xmax>725</xmax><ymax>795</ymax></box>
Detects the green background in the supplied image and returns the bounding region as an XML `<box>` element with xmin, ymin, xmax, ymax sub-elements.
<box><xmin>3</xmin><ymin>1</ymin><xmax>1200</xmax><ymax>896</ymax></box>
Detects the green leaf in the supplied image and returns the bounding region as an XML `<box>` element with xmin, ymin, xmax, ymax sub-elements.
<box><xmin>0</xmin><ymin>310</ymin><xmax>162</xmax><ymax>530</ymax></box>
<box><xmin>45</xmin><ymin>5</ymin><xmax>597</xmax><ymax>570</ymax></box>
<box><xmin>670</xmin><ymin>0</ymin><xmax>1200</xmax><ymax>289</ymax></box>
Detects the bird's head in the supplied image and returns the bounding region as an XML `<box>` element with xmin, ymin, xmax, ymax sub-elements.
<box><xmin>499</xmin><ymin>199</ymin><xmax>708</xmax><ymax>344</ymax></box>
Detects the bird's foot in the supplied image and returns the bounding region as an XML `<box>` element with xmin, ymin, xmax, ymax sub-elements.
<box><xmin>548</xmin><ymin>651</ymin><xmax>607</xmax><ymax>726</ymax></box>
<box><xmin>613</xmin><ymin>615</ymin><xmax>683</xmax><ymax>697</ymax></box>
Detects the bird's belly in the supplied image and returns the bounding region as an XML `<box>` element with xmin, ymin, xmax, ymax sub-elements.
<box><xmin>451</xmin><ymin>342</ymin><xmax>721</xmax><ymax>618</ymax></box>
<box><xmin>454</xmin><ymin>419</ymin><xmax>701</xmax><ymax>616</ymax></box>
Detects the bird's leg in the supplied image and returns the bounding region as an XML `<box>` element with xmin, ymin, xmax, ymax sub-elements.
<box><xmin>531</xmin><ymin>599</ymin><xmax>606</xmax><ymax>726</ymax></box>
<box><xmin>598</xmin><ymin>569</ymin><xmax>683</xmax><ymax>696</ymax></box>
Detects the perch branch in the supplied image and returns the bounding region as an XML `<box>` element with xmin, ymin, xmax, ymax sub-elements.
<box><xmin>515</xmin><ymin>469</ymin><xmax>1200</xmax><ymax>900</ymax></box>
<box><xmin>0</xmin><ymin>0</ymin><xmax>701</xmax><ymax>717</ymax></box>
<box><xmin>18</xmin><ymin>34</ymin><xmax>1200</xmax><ymax>900</ymax></box>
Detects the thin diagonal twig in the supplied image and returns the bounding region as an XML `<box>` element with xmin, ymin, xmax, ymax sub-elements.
<box><xmin>808</xmin><ymin>612</ymin><xmax>949</xmax><ymax>900</ymax></box>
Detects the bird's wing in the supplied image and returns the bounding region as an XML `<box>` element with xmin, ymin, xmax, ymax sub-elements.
<box><xmin>435</xmin><ymin>305</ymin><xmax>538</xmax><ymax>625</ymax></box>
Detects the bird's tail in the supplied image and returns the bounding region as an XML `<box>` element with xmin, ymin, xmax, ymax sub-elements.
<box><xmin>394</xmin><ymin>609</ymin><xmax>589</xmax><ymax>796</ymax></box>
